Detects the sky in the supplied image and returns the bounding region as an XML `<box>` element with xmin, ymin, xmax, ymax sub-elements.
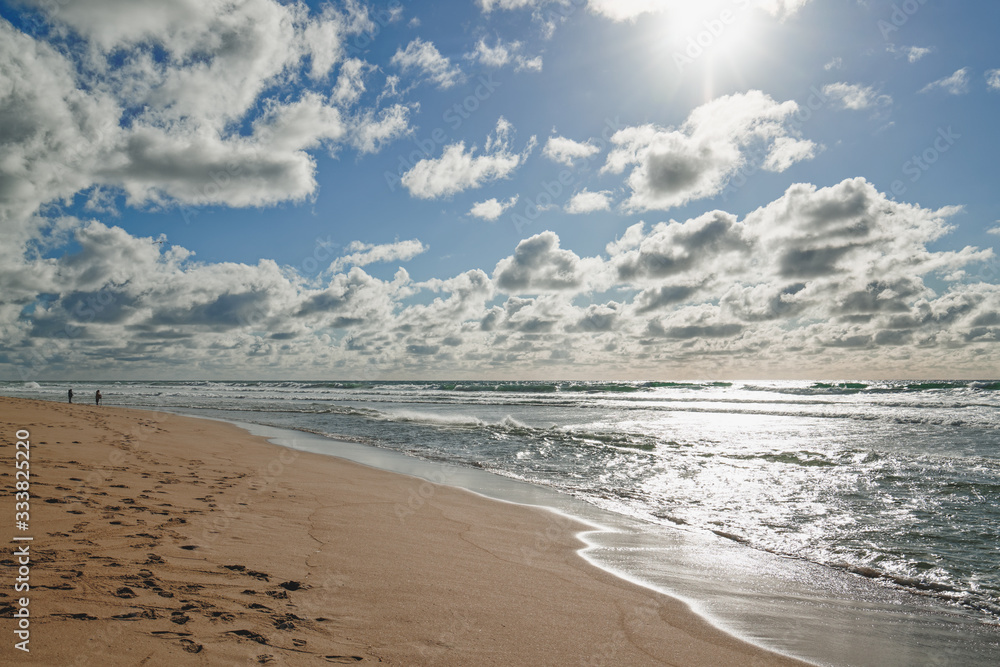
<box><xmin>1</xmin><ymin>0</ymin><xmax>999</xmax><ymax>381</ymax></box>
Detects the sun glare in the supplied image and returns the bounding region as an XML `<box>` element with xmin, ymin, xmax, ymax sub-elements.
<box><xmin>660</xmin><ymin>1</ymin><xmax>762</xmax><ymax>82</ymax></box>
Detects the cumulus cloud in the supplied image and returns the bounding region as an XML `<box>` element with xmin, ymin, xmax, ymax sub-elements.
<box><xmin>401</xmin><ymin>118</ymin><xmax>536</xmax><ymax>199</ymax></box>
<box><xmin>608</xmin><ymin>211</ymin><xmax>750</xmax><ymax>283</ymax></box>
<box><xmin>3</xmin><ymin>2</ymin><xmax>1000</xmax><ymax>379</ymax></box>
<box><xmin>465</xmin><ymin>37</ymin><xmax>543</xmax><ymax>72</ymax></box>
<box><xmin>469</xmin><ymin>196</ymin><xmax>519</xmax><ymax>221</ymax></box>
<box><xmin>565</xmin><ymin>189</ymin><xmax>613</xmax><ymax>214</ymax></box>
<box><xmin>328</xmin><ymin>239</ymin><xmax>428</xmax><ymax>274</ymax></box>
<box><xmin>822</xmin><ymin>83</ymin><xmax>893</xmax><ymax>110</ymax></box>
<box><xmin>602</xmin><ymin>91</ymin><xmax>815</xmax><ymax>211</ymax></box>
<box><xmin>493</xmin><ymin>232</ymin><xmax>606</xmax><ymax>293</ymax></box>
<box><xmin>350</xmin><ymin>104</ymin><xmax>412</xmax><ymax>154</ymax></box>
<box><xmin>906</xmin><ymin>46</ymin><xmax>932</xmax><ymax>63</ymax></box>
<box><xmin>920</xmin><ymin>68</ymin><xmax>971</xmax><ymax>95</ymax></box>
<box><xmin>0</xmin><ymin>21</ymin><xmax>122</xmax><ymax>223</ymax></box>
<box><xmin>587</xmin><ymin>0</ymin><xmax>813</xmax><ymax>22</ymax></box>
<box><xmin>543</xmin><ymin>136</ymin><xmax>602</xmax><ymax>166</ymax></box>
<box><xmin>763</xmin><ymin>137</ymin><xmax>820</xmax><ymax>172</ymax></box>
<box><xmin>3</xmin><ymin>178</ymin><xmax>999</xmax><ymax>378</ymax></box>
<box><xmin>0</xmin><ymin>1</ymin><xmax>412</xmax><ymax>220</ymax></box>
<box><xmin>332</xmin><ymin>58</ymin><xmax>373</xmax><ymax>106</ymax></box>
<box><xmin>391</xmin><ymin>37</ymin><xmax>463</xmax><ymax>89</ymax></box>
<box><xmin>478</xmin><ymin>0</ymin><xmax>545</xmax><ymax>11</ymax></box>
<box><xmin>824</xmin><ymin>57</ymin><xmax>843</xmax><ymax>71</ymax></box>
<box><xmin>587</xmin><ymin>0</ymin><xmax>666</xmax><ymax>21</ymax></box>
<box><xmin>987</xmin><ymin>69</ymin><xmax>1000</xmax><ymax>91</ymax></box>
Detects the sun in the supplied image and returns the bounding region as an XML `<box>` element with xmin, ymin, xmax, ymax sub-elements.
<box><xmin>658</xmin><ymin>1</ymin><xmax>764</xmax><ymax>95</ymax></box>
<box><xmin>666</xmin><ymin>2</ymin><xmax>760</xmax><ymax>56</ymax></box>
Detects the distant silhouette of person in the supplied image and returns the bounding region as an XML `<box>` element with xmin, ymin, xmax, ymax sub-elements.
<box><xmin>68</xmin><ymin>388</ymin><xmax>73</xmax><ymax>404</ymax></box>
<box><xmin>95</xmin><ymin>390</ymin><xmax>102</xmax><ymax>406</ymax></box>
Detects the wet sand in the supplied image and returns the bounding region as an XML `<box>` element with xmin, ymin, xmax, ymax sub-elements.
<box><xmin>0</xmin><ymin>397</ymin><xmax>810</xmax><ymax>665</ymax></box>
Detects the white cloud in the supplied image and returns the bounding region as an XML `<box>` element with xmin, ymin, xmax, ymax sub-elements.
<box><xmin>762</xmin><ymin>137</ymin><xmax>820</xmax><ymax>172</ymax></box>
<box><xmin>543</xmin><ymin>136</ymin><xmax>601</xmax><ymax>166</ymax></box>
<box><xmin>986</xmin><ymin>69</ymin><xmax>1000</xmax><ymax>91</ymax></box>
<box><xmin>906</xmin><ymin>46</ymin><xmax>932</xmax><ymax>63</ymax></box>
<box><xmin>401</xmin><ymin>118</ymin><xmax>536</xmax><ymax>199</ymax></box>
<box><xmin>478</xmin><ymin>0</ymin><xmax>548</xmax><ymax>12</ymax></box>
<box><xmin>332</xmin><ymin>58</ymin><xmax>372</xmax><ymax>106</ymax></box>
<box><xmin>0</xmin><ymin>2</ymin><xmax>412</xmax><ymax>219</ymax></box>
<box><xmin>493</xmin><ymin>231</ymin><xmax>607</xmax><ymax>293</ymax></box>
<box><xmin>350</xmin><ymin>104</ymin><xmax>412</xmax><ymax>154</ymax></box>
<box><xmin>565</xmin><ymin>189</ymin><xmax>613</xmax><ymax>214</ymax></box>
<box><xmin>920</xmin><ymin>68</ymin><xmax>971</xmax><ymax>95</ymax></box>
<box><xmin>822</xmin><ymin>82</ymin><xmax>892</xmax><ymax>110</ymax></box>
<box><xmin>253</xmin><ymin>93</ymin><xmax>346</xmax><ymax>153</ymax></box>
<box><xmin>391</xmin><ymin>38</ymin><xmax>463</xmax><ymax>89</ymax></box>
<box><xmin>824</xmin><ymin>57</ymin><xmax>843</xmax><ymax>71</ymax></box>
<box><xmin>587</xmin><ymin>0</ymin><xmax>813</xmax><ymax>22</ymax></box>
<box><xmin>469</xmin><ymin>196</ymin><xmax>519</xmax><ymax>221</ymax></box>
<box><xmin>515</xmin><ymin>55</ymin><xmax>544</xmax><ymax>72</ymax></box>
<box><xmin>608</xmin><ymin>212</ymin><xmax>750</xmax><ymax>284</ymax></box>
<box><xmin>0</xmin><ymin>21</ymin><xmax>122</xmax><ymax>224</ymax></box>
<box><xmin>587</xmin><ymin>0</ymin><xmax>665</xmax><ymax>21</ymax></box>
<box><xmin>466</xmin><ymin>37</ymin><xmax>543</xmax><ymax>72</ymax></box>
<box><xmin>4</xmin><ymin>179</ymin><xmax>999</xmax><ymax>378</ymax></box>
<box><xmin>4</xmin><ymin>1</ymin><xmax>1000</xmax><ymax>379</ymax></box>
<box><xmin>328</xmin><ymin>239</ymin><xmax>428</xmax><ymax>273</ymax></box>
<box><xmin>602</xmin><ymin>90</ymin><xmax>814</xmax><ymax>211</ymax></box>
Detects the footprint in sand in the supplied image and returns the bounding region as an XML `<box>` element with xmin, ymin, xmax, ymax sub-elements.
<box><xmin>277</xmin><ymin>581</ymin><xmax>307</xmax><ymax>591</ymax></box>
<box><xmin>222</xmin><ymin>564</ymin><xmax>270</xmax><ymax>581</ymax></box>
<box><xmin>272</xmin><ymin>613</ymin><xmax>301</xmax><ymax>630</ymax></box>
<box><xmin>179</xmin><ymin>638</ymin><xmax>203</xmax><ymax>653</ymax></box>
<box><xmin>228</xmin><ymin>629</ymin><xmax>269</xmax><ymax>645</ymax></box>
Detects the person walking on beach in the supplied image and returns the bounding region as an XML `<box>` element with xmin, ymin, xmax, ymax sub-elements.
<box><xmin>68</xmin><ymin>388</ymin><xmax>73</xmax><ymax>404</ymax></box>
<box><xmin>95</xmin><ymin>390</ymin><xmax>102</xmax><ymax>406</ymax></box>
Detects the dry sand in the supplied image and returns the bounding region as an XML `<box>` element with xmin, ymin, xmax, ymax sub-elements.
<box><xmin>0</xmin><ymin>397</ymin><xmax>811</xmax><ymax>665</ymax></box>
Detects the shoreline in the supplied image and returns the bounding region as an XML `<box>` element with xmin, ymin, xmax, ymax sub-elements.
<box><xmin>0</xmin><ymin>397</ymin><xmax>810</xmax><ymax>665</ymax></box>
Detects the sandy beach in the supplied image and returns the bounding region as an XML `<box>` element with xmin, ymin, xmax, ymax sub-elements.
<box><xmin>0</xmin><ymin>397</ymin><xmax>810</xmax><ymax>665</ymax></box>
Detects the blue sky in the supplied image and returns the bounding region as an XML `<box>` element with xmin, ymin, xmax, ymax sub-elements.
<box><xmin>1</xmin><ymin>0</ymin><xmax>999</xmax><ymax>380</ymax></box>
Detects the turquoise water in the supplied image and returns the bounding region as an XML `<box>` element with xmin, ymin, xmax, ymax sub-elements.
<box><xmin>5</xmin><ymin>379</ymin><xmax>1000</xmax><ymax>664</ymax></box>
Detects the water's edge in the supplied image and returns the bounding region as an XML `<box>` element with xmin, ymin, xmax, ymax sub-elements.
<box><xmin>171</xmin><ymin>408</ymin><xmax>996</xmax><ymax>667</ymax></box>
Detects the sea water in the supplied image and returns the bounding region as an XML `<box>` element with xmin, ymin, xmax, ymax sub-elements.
<box><xmin>5</xmin><ymin>379</ymin><xmax>999</xmax><ymax>665</ymax></box>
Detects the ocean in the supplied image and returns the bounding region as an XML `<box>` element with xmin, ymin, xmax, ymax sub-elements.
<box><xmin>5</xmin><ymin>379</ymin><xmax>1000</xmax><ymax>665</ymax></box>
